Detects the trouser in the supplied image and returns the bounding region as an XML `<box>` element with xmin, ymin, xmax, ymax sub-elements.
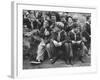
<box><xmin>46</xmin><ymin>41</ymin><xmax>73</xmax><ymax>64</ymax></box>
<box><xmin>46</xmin><ymin>41</ymin><xmax>56</xmax><ymax>59</ymax></box>
<box><xmin>64</xmin><ymin>43</ymin><xmax>73</xmax><ymax>64</ymax></box>
<box><xmin>72</xmin><ymin>42</ymin><xmax>85</xmax><ymax>61</ymax></box>
<box><xmin>84</xmin><ymin>41</ymin><xmax>91</xmax><ymax>55</ymax></box>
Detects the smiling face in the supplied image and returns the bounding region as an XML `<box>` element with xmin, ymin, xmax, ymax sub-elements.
<box><xmin>43</xmin><ymin>20</ymin><xmax>49</xmax><ymax>28</ymax></box>
<box><xmin>68</xmin><ymin>17</ymin><xmax>73</xmax><ymax>23</ymax></box>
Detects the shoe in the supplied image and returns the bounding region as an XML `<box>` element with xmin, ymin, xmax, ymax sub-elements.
<box><xmin>70</xmin><ymin>60</ymin><xmax>73</xmax><ymax>65</ymax></box>
<box><xmin>50</xmin><ymin>58</ymin><xmax>56</xmax><ymax>64</ymax></box>
<box><xmin>30</xmin><ymin>60</ymin><xmax>41</xmax><ymax>64</ymax></box>
<box><xmin>79</xmin><ymin>57</ymin><xmax>85</xmax><ymax>63</ymax></box>
<box><xmin>69</xmin><ymin>57</ymin><xmax>73</xmax><ymax>65</ymax></box>
<box><xmin>80</xmin><ymin>59</ymin><xmax>85</xmax><ymax>63</ymax></box>
<box><xmin>65</xmin><ymin>60</ymin><xmax>69</xmax><ymax>65</ymax></box>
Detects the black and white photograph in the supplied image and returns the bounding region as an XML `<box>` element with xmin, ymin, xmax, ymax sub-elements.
<box><xmin>11</xmin><ymin>2</ymin><xmax>97</xmax><ymax>78</ymax></box>
<box><xmin>23</xmin><ymin>10</ymin><xmax>91</xmax><ymax>69</ymax></box>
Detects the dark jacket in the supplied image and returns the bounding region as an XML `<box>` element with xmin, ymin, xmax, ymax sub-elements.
<box><xmin>69</xmin><ymin>30</ymin><xmax>82</xmax><ymax>41</ymax></box>
<box><xmin>84</xmin><ymin>23</ymin><xmax>91</xmax><ymax>35</ymax></box>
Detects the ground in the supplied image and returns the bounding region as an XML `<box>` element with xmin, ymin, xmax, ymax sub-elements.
<box><xmin>23</xmin><ymin>55</ymin><xmax>91</xmax><ymax>69</ymax></box>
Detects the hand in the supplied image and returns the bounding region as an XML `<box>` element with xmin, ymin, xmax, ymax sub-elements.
<box><xmin>59</xmin><ymin>42</ymin><xmax>62</xmax><ymax>46</ymax></box>
<box><xmin>77</xmin><ymin>41</ymin><xmax>81</xmax><ymax>44</ymax></box>
<box><xmin>72</xmin><ymin>41</ymin><xmax>76</xmax><ymax>44</ymax></box>
<box><xmin>82</xmin><ymin>37</ymin><xmax>87</xmax><ymax>42</ymax></box>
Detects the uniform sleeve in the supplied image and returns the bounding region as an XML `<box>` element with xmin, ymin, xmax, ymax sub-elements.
<box><xmin>39</xmin><ymin>28</ymin><xmax>45</xmax><ymax>38</ymax></box>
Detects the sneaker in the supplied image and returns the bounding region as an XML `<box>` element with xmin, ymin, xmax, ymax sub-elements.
<box><xmin>30</xmin><ymin>60</ymin><xmax>41</xmax><ymax>64</ymax></box>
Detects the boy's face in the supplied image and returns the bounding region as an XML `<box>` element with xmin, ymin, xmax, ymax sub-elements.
<box><xmin>68</xmin><ymin>17</ymin><xmax>73</xmax><ymax>23</ymax></box>
<box><xmin>51</xmin><ymin>16</ymin><xmax>56</xmax><ymax>22</ymax></box>
<box><xmin>30</xmin><ymin>10</ymin><xmax>34</xmax><ymax>14</ymax></box>
<box><xmin>23</xmin><ymin>10</ymin><xmax>29</xmax><ymax>15</ymax></box>
<box><xmin>43</xmin><ymin>21</ymin><xmax>49</xmax><ymax>27</ymax></box>
<box><xmin>61</xmin><ymin>17</ymin><xmax>66</xmax><ymax>22</ymax></box>
<box><xmin>30</xmin><ymin>14</ymin><xmax>36</xmax><ymax>21</ymax></box>
<box><xmin>74</xmin><ymin>28</ymin><xmax>79</xmax><ymax>33</ymax></box>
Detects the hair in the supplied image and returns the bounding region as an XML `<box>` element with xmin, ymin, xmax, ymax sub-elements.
<box><xmin>86</xmin><ymin>16</ymin><xmax>90</xmax><ymax>21</ymax></box>
<box><xmin>66</xmin><ymin>16</ymin><xmax>73</xmax><ymax>22</ymax></box>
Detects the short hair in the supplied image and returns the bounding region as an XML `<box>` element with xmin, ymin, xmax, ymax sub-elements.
<box><xmin>66</xmin><ymin>16</ymin><xmax>73</xmax><ymax>22</ymax></box>
<box><xmin>86</xmin><ymin>16</ymin><xmax>91</xmax><ymax>21</ymax></box>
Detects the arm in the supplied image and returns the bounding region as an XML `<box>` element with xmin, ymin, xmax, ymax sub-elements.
<box><xmin>51</xmin><ymin>39</ymin><xmax>62</xmax><ymax>47</ymax></box>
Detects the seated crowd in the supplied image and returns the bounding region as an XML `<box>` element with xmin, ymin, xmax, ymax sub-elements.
<box><xmin>23</xmin><ymin>10</ymin><xmax>91</xmax><ymax>65</ymax></box>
